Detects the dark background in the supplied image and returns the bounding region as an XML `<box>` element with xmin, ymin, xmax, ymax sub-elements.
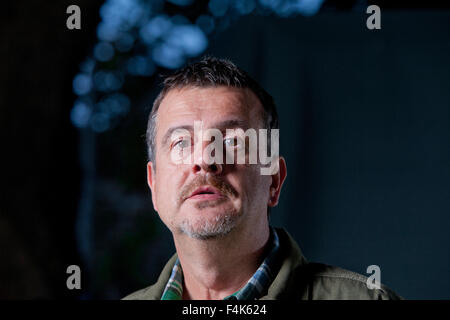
<box><xmin>1</xmin><ymin>1</ymin><xmax>449</xmax><ymax>299</ymax></box>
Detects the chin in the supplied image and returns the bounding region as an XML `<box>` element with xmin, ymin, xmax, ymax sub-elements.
<box><xmin>179</xmin><ymin>208</ymin><xmax>242</xmax><ymax>240</ymax></box>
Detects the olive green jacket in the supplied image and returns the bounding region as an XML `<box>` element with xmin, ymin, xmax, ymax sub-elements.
<box><xmin>123</xmin><ymin>228</ymin><xmax>401</xmax><ymax>300</ymax></box>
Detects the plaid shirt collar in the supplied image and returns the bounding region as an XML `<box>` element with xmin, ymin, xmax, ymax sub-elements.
<box><xmin>161</xmin><ymin>226</ymin><xmax>281</xmax><ymax>300</ymax></box>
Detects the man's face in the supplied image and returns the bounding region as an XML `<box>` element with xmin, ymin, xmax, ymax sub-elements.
<box><xmin>147</xmin><ymin>86</ymin><xmax>280</xmax><ymax>240</ymax></box>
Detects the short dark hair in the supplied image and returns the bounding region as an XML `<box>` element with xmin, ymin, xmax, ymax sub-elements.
<box><xmin>146</xmin><ymin>56</ymin><xmax>279</xmax><ymax>163</ymax></box>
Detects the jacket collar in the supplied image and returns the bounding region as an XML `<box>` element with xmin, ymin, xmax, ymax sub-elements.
<box><xmin>135</xmin><ymin>227</ymin><xmax>307</xmax><ymax>300</ymax></box>
<box><xmin>260</xmin><ymin>227</ymin><xmax>308</xmax><ymax>299</ymax></box>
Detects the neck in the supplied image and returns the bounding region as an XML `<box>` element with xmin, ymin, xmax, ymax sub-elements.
<box><xmin>173</xmin><ymin>222</ymin><xmax>270</xmax><ymax>300</ymax></box>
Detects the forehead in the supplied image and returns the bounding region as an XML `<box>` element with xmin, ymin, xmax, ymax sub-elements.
<box><xmin>157</xmin><ymin>86</ymin><xmax>265</xmax><ymax>132</ymax></box>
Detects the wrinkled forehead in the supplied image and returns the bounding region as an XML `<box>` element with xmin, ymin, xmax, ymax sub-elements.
<box><xmin>156</xmin><ymin>86</ymin><xmax>265</xmax><ymax>132</ymax></box>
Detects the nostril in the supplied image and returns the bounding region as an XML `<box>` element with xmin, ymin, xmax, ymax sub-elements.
<box><xmin>193</xmin><ymin>163</ymin><xmax>222</xmax><ymax>174</ymax></box>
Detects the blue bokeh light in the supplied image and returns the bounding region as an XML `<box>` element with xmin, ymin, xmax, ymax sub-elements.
<box><xmin>127</xmin><ymin>56</ymin><xmax>156</xmax><ymax>76</ymax></box>
<box><xmin>165</xmin><ymin>25</ymin><xmax>208</xmax><ymax>57</ymax></box>
<box><xmin>97</xmin><ymin>93</ymin><xmax>131</xmax><ymax>117</ymax></box>
<box><xmin>152</xmin><ymin>42</ymin><xmax>185</xmax><ymax>69</ymax></box>
<box><xmin>72</xmin><ymin>0</ymin><xmax>327</xmax><ymax>132</ymax></box>
<box><xmin>293</xmin><ymin>0</ymin><xmax>325</xmax><ymax>16</ymax></box>
<box><xmin>73</xmin><ymin>73</ymin><xmax>93</xmax><ymax>96</ymax></box>
<box><xmin>97</xmin><ymin>21</ymin><xmax>120</xmax><ymax>42</ymax></box>
<box><xmin>90</xmin><ymin>112</ymin><xmax>110</xmax><ymax>132</ymax></box>
<box><xmin>166</xmin><ymin>0</ymin><xmax>194</xmax><ymax>7</ymax></box>
<box><xmin>171</xmin><ymin>14</ymin><xmax>191</xmax><ymax>26</ymax></box>
<box><xmin>94</xmin><ymin>42</ymin><xmax>115</xmax><ymax>62</ymax></box>
<box><xmin>109</xmin><ymin>93</ymin><xmax>131</xmax><ymax>115</ymax></box>
<box><xmin>115</xmin><ymin>33</ymin><xmax>135</xmax><ymax>52</ymax></box>
<box><xmin>71</xmin><ymin>100</ymin><xmax>92</xmax><ymax>128</ymax></box>
<box><xmin>259</xmin><ymin>0</ymin><xmax>283</xmax><ymax>11</ymax></box>
<box><xmin>233</xmin><ymin>0</ymin><xmax>256</xmax><ymax>15</ymax></box>
<box><xmin>196</xmin><ymin>15</ymin><xmax>215</xmax><ymax>34</ymax></box>
<box><xmin>79</xmin><ymin>58</ymin><xmax>96</xmax><ymax>74</ymax></box>
<box><xmin>209</xmin><ymin>0</ymin><xmax>230</xmax><ymax>17</ymax></box>
<box><xmin>139</xmin><ymin>15</ymin><xmax>172</xmax><ymax>45</ymax></box>
<box><xmin>93</xmin><ymin>71</ymin><xmax>124</xmax><ymax>92</ymax></box>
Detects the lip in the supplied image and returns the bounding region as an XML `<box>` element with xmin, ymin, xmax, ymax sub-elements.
<box><xmin>187</xmin><ymin>186</ymin><xmax>225</xmax><ymax>201</ymax></box>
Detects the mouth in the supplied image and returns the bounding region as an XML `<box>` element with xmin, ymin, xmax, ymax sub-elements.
<box><xmin>187</xmin><ymin>186</ymin><xmax>225</xmax><ymax>201</ymax></box>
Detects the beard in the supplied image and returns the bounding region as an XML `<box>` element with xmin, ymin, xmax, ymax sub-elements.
<box><xmin>177</xmin><ymin>173</ymin><xmax>241</xmax><ymax>240</ymax></box>
<box><xmin>180</xmin><ymin>214</ymin><xmax>238</xmax><ymax>240</ymax></box>
<box><xmin>178</xmin><ymin>209</ymin><xmax>241</xmax><ymax>240</ymax></box>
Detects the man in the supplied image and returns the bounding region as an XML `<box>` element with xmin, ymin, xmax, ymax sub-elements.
<box><xmin>123</xmin><ymin>57</ymin><xmax>400</xmax><ymax>300</ymax></box>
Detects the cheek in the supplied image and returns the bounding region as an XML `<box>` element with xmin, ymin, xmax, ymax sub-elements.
<box><xmin>154</xmin><ymin>169</ymin><xmax>172</xmax><ymax>207</ymax></box>
<box><xmin>253</xmin><ymin>177</ymin><xmax>272</xmax><ymax>203</ymax></box>
<box><xmin>233</xmin><ymin>166</ymin><xmax>271</xmax><ymax>202</ymax></box>
<box><xmin>154</xmin><ymin>165</ymin><xmax>188</xmax><ymax>208</ymax></box>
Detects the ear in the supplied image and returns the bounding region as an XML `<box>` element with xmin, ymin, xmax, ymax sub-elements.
<box><xmin>268</xmin><ymin>156</ymin><xmax>287</xmax><ymax>207</ymax></box>
<box><xmin>147</xmin><ymin>161</ymin><xmax>158</xmax><ymax>212</ymax></box>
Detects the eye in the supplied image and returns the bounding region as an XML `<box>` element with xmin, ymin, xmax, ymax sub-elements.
<box><xmin>224</xmin><ymin>136</ymin><xmax>242</xmax><ymax>148</ymax></box>
<box><xmin>172</xmin><ymin>137</ymin><xmax>191</xmax><ymax>149</ymax></box>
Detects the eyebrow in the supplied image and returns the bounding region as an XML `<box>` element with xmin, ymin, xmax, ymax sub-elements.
<box><xmin>212</xmin><ymin>119</ymin><xmax>251</xmax><ymax>131</ymax></box>
<box><xmin>160</xmin><ymin>119</ymin><xmax>251</xmax><ymax>147</ymax></box>
<box><xmin>161</xmin><ymin>125</ymin><xmax>193</xmax><ymax>148</ymax></box>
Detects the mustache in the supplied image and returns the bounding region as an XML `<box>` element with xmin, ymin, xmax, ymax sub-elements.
<box><xmin>179</xmin><ymin>174</ymin><xmax>238</xmax><ymax>203</ymax></box>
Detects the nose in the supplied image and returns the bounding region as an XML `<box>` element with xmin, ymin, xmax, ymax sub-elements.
<box><xmin>192</xmin><ymin>162</ymin><xmax>223</xmax><ymax>175</ymax></box>
<box><xmin>192</xmin><ymin>140</ymin><xmax>224</xmax><ymax>175</ymax></box>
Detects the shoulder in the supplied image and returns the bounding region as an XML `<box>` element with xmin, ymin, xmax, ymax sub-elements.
<box><xmin>122</xmin><ymin>283</ymin><xmax>161</xmax><ymax>300</ymax></box>
<box><xmin>272</xmin><ymin>228</ymin><xmax>401</xmax><ymax>300</ymax></box>
<box><xmin>299</xmin><ymin>262</ymin><xmax>402</xmax><ymax>300</ymax></box>
<box><xmin>121</xmin><ymin>253</ymin><xmax>178</xmax><ymax>300</ymax></box>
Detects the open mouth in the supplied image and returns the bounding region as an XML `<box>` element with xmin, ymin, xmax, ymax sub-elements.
<box><xmin>187</xmin><ymin>186</ymin><xmax>225</xmax><ymax>200</ymax></box>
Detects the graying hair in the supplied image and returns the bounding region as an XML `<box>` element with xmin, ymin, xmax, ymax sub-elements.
<box><xmin>146</xmin><ymin>110</ymin><xmax>158</xmax><ymax>164</ymax></box>
<box><xmin>145</xmin><ymin>56</ymin><xmax>279</xmax><ymax>165</ymax></box>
